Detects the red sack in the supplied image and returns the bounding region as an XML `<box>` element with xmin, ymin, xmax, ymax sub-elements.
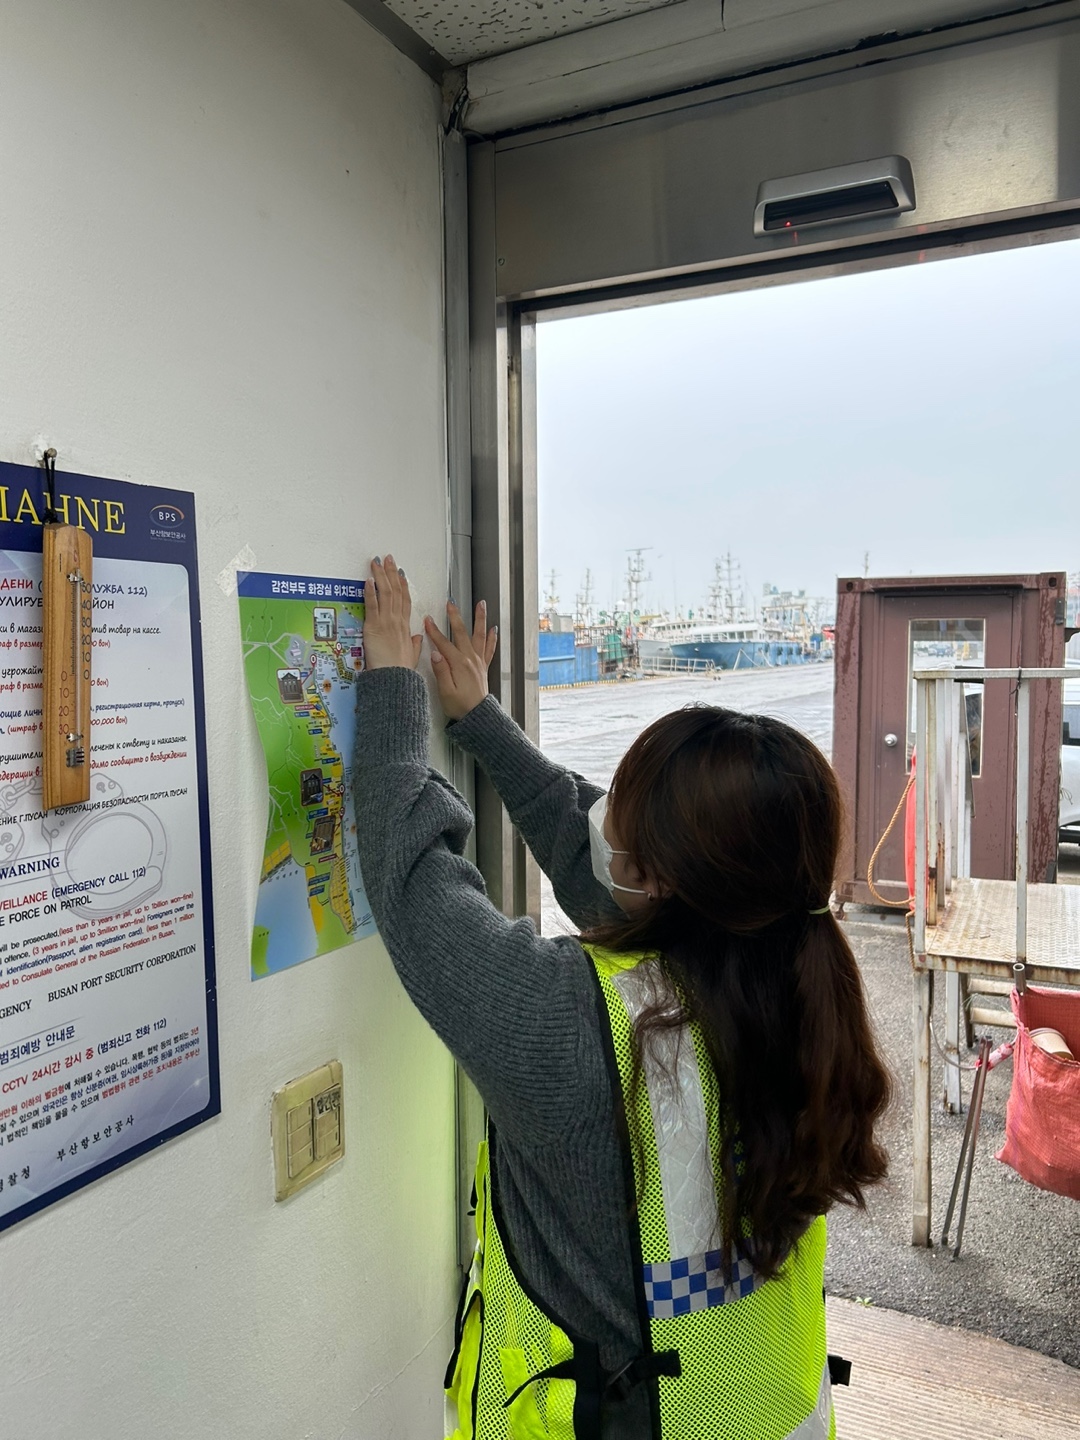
<box><xmin>996</xmin><ymin>985</ymin><xmax>1080</xmax><ymax>1201</ymax></box>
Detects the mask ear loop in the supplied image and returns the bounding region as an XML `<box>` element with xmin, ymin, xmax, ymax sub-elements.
<box><xmin>611</xmin><ymin>875</ymin><xmax>650</xmax><ymax>898</ymax></box>
<box><xmin>588</xmin><ymin>792</ymin><xmax>650</xmax><ymax>897</ymax></box>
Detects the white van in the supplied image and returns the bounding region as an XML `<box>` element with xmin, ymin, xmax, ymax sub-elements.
<box><xmin>1060</xmin><ymin>671</ymin><xmax>1080</xmax><ymax>841</ymax></box>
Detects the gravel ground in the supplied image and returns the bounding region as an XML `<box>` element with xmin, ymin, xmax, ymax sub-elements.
<box><xmin>827</xmin><ymin>917</ymin><xmax>1080</xmax><ymax>1369</ymax></box>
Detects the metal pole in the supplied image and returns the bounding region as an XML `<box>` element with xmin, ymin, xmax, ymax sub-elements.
<box><xmin>942</xmin><ymin>679</ymin><xmax>960</xmax><ymax>1112</ymax></box>
<box><xmin>912</xmin><ymin>967</ymin><xmax>933</xmax><ymax>1248</ymax></box>
<box><xmin>944</xmin><ymin>972</ymin><xmax>962</xmax><ymax>1115</ymax></box>
<box><xmin>1016</xmin><ymin>678</ymin><xmax>1030</xmax><ymax>966</ymax></box>
<box><xmin>927</xmin><ymin>679</ymin><xmax>939</xmax><ymax>927</ymax></box>
<box><xmin>951</xmin><ymin>1036</ymin><xmax>992</xmax><ymax>1259</ymax></box>
<box><xmin>940</xmin><ymin>1036</ymin><xmax>985</xmax><ymax>1246</ymax></box>
<box><xmin>959</xmin><ymin>689</ymin><xmax>973</xmax><ymax>880</ymax></box>
<box><xmin>944</xmin><ymin>679</ymin><xmax>955</xmax><ymax>890</ymax></box>
<box><xmin>912</xmin><ymin>675</ymin><xmax>933</xmax><ymax>1246</ymax></box>
<box><xmin>935</xmin><ymin>677</ymin><xmax>948</xmax><ymax>910</ymax></box>
<box><xmin>915</xmin><ymin>677</ymin><xmax>928</xmax><ymax>955</ymax></box>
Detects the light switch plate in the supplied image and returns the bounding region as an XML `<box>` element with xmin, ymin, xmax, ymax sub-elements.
<box><xmin>271</xmin><ymin>1061</ymin><xmax>344</xmax><ymax>1201</ymax></box>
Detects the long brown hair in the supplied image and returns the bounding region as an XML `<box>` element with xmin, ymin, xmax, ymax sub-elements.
<box><xmin>585</xmin><ymin>706</ymin><xmax>891</xmax><ymax>1279</ymax></box>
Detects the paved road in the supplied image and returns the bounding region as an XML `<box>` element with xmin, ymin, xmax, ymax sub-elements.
<box><xmin>538</xmin><ymin>663</ymin><xmax>834</xmax><ymax>938</ymax></box>
<box><xmin>538</xmin><ymin>663</ymin><xmax>834</xmax><ymax>790</ymax></box>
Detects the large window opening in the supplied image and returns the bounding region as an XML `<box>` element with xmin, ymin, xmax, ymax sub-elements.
<box><xmin>526</xmin><ymin>233</ymin><xmax>1080</xmax><ymax>1373</ymax></box>
<box><xmin>535</xmin><ymin>235</ymin><xmax>1080</xmax><ymax>922</ymax></box>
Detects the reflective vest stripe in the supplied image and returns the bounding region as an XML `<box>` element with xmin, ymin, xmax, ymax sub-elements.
<box><xmin>610</xmin><ymin>963</ymin><xmax>719</xmax><ymax>1262</ymax></box>
<box><xmin>786</xmin><ymin>1366</ymin><xmax>832</xmax><ymax>1440</ymax></box>
<box><xmin>642</xmin><ymin>1247</ymin><xmax>762</xmax><ymax>1320</ymax></box>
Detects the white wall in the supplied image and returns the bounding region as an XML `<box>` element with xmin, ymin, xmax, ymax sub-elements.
<box><xmin>0</xmin><ymin>3</ymin><xmax>455</xmax><ymax>1437</ymax></box>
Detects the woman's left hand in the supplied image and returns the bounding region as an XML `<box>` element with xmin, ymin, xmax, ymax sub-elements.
<box><xmin>363</xmin><ymin>554</ymin><xmax>423</xmax><ymax>670</ymax></box>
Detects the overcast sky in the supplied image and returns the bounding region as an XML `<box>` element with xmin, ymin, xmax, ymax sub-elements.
<box><xmin>536</xmin><ymin>236</ymin><xmax>1080</xmax><ymax>620</ymax></box>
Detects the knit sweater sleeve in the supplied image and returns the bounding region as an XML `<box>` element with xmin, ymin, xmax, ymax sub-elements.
<box><xmin>447</xmin><ymin>695</ymin><xmax>623</xmax><ymax>932</ymax></box>
<box><xmin>351</xmin><ymin>668</ymin><xmax>608</xmax><ymax>1145</ymax></box>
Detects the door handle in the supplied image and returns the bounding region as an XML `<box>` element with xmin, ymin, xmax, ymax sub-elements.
<box><xmin>883</xmin><ymin>733</ymin><xmax>899</xmax><ymax>748</ymax></box>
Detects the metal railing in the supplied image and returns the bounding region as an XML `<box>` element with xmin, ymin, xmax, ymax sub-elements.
<box><xmin>911</xmin><ymin>667</ymin><xmax>1073</xmax><ymax>961</ymax></box>
<box><xmin>638</xmin><ymin>655</ymin><xmax>717</xmax><ymax>675</ymax></box>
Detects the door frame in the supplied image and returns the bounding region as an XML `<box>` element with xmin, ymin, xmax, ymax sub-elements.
<box><xmin>453</xmin><ymin>14</ymin><xmax>1080</xmax><ymax>1266</ymax></box>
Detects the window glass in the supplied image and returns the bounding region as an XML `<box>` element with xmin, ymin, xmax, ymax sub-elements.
<box><xmin>908</xmin><ymin>619</ymin><xmax>986</xmax><ymax>777</ymax></box>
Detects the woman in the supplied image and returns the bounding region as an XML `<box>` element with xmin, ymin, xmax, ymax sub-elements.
<box><xmin>354</xmin><ymin>555</ymin><xmax>891</xmax><ymax>1440</ymax></box>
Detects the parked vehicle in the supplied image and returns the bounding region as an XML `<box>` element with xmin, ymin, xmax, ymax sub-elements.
<box><xmin>1060</xmin><ymin>671</ymin><xmax>1080</xmax><ymax>842</ymax></box>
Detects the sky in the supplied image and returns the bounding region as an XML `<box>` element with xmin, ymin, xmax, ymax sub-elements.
<box><xmin>535</xmin><ymin>235</ymin><xmax>1080</xmax><ymax>621</ymax></box>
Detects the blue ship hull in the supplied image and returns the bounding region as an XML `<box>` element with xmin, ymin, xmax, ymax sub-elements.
<box><xmin>669</xmin><ymin>639</ymin><xmax>808</xmax><ymax>669</ymax></box>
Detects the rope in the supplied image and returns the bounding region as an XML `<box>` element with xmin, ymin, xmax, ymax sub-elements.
<box><xmin>866</xmin><ymin>772</ymin><xmax>915</xmax><ymax>908</ymax></box>
<box><xmin>929</xmin><ymin>1020</ymin><xmax>982</xmax><ymax>1072</ymax></box>
<box><xmin>929</xmin><ymin>1020</ymin><xmax>1016</xmax><ymax>1073</ymax></box>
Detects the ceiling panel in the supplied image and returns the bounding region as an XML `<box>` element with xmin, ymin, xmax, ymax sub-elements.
<box><xmin>464</xmin><ymin>0</ymin><xmax>1060</xmax><ymax>133</ymax></box>
<box><xmin>382</xmin><ymin>0</ymin><xmax>686</xmax><ymax>65</ymax></box>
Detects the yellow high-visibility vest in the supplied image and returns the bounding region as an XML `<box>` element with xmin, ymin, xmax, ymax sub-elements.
<box><xmin>444</xmin><ymin>945</ymin><xmax>836</xmax><ymax>1440</ymax></box>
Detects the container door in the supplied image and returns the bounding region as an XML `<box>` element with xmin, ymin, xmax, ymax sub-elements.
<box><xmin>863</xmin><ymin>592</ymin><xmax>1019</xmax><ymax>890</ymax></box>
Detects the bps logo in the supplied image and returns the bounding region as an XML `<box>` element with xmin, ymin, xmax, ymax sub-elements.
<box><xmin>149</xmin><ymin>503</ymin><xmax>187</xmax><ymax>542</ymax></box>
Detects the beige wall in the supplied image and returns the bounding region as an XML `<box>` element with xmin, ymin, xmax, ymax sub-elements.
<box><xmin>0</xmin><ymin>2</ymin><xmax>455</xmax><ymax>1436</ymax></box>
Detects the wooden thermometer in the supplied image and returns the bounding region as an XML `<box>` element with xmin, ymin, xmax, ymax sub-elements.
<box><xmin>41</xmin><ymin>450</ymin><xmax>93</xmax><ymax>810</ymax></box>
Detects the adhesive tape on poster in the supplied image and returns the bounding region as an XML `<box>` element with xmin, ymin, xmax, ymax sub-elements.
<box><xmin>217</xmin><ymin>544</ymin><xmax>258</xmax><ymax>597</ymax></box>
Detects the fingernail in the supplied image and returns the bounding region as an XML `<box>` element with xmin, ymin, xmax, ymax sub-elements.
<box><xmin>449</xmin><ymin>597</ymin><xmax>456</xmax><ymax>607</ymax></box>
<box><xmin>399</xmin><ymin>569</ymin><xmax>406</xmax><ymax>578</ymax></box>
<box><xmin>373</xmin><ymin>556</ymin><xmax>381</xmax><ymax>566</ymax></box>
<box><xmin>432</xmin><ymin>650</ymin><xmax>443</xmax><ymax>663</ymax></box>
<box><xmin>492</xmin><ymin>626</ymin><xmax>498</xmax><ymax>636</ymax></box>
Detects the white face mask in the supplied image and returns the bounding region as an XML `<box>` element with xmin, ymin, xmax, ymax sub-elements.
<box><xmin>588</xmin><ymin>793</ymin><xmax>648</xmax><ymax>897</ymax></box>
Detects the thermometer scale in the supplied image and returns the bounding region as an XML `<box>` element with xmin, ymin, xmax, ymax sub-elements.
<box><xmin>41</xmin><ymin>449</ymin><xmax>93</xmax><ymax>810</ymax></box>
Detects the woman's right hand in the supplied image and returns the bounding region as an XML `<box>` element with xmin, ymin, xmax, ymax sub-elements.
<box><xmin>425</xmin><ymin>601</ymin><xmax>498</xmax><ymax>720</ymax></box>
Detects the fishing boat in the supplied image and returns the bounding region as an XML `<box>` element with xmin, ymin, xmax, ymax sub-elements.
<box><xmin>656</xmin><ymin>556</ymin><xmax>805</xmax><ymax>670</ymax></box>
<box><xmin>663</xmin><ymin>616</ymin><xmax>778</xmax><ymax>669</ymax></box>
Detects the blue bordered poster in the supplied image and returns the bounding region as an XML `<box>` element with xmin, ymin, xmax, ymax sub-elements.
<box><xmin>0</xmin><ymin>460</ymin><xmax>219</xmax><ymax>1233</ymax></box>
<box><xmin>237</xmin><ymin>570</ymin><xmax>376</xmax><ymax>979</ymax></box>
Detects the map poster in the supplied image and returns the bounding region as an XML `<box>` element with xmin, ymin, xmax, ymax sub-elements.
<box><xmin>0</xmin><ymin>460</ymin><xmax>219</xmax><ymax>1235</ymax></box>
<box><xmin>237</xmin><ymin>570</ymin><xmax>375</xmax><ymax>980</ymax></box>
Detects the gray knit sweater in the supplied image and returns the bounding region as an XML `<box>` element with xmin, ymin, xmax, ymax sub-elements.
<box><xmin>352</xmin><ymin>668</ymin><xmax>652</xmax><ymax>1434</ymax></box>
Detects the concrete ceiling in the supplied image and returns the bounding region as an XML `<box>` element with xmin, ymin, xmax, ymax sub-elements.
<box><xmin>349</xmin><ymin>0</ymin><xmax>1074</xmax><ymax>131</ymax></box>
<box><xmin>382</xmin><ymin>0</ymin><xmax>685</xmax><ymax>66</ymax></box>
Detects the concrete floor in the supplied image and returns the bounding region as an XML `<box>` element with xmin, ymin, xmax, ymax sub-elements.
<box><xmin>827</xmin><ymin>917</ymin><xmax>1080</xmax><ymax>1370</ymax></box>
<box><xmin>827</xmin><ymin>1295</ymin><xmax>1080</xmax><ymax>1438</ymax></box>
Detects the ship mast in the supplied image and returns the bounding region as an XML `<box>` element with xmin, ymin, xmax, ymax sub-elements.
<box><xmin>709</xmin><ymin>553</ymin><xmax>744</xmax><ymax>622</ymax></box>
<box><xmin>575</xmin><ymin>568</ymin><xmax>595</xmax><ymax>628</ymax></box>
<box><xmin>622</xmin><ymin>547</ymin><xmax>656</xmax><ymax>665</ymax></box>
<box><xmin>624</xmin><ymin>547</ymin><xmax>652</xmax><ymax>620</ymax></box>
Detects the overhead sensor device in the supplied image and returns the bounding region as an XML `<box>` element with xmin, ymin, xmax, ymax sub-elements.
<box><xmin>754</xmin><ymin>156</ymin><xmax>916</xmax><ymax>237</ymax></box>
